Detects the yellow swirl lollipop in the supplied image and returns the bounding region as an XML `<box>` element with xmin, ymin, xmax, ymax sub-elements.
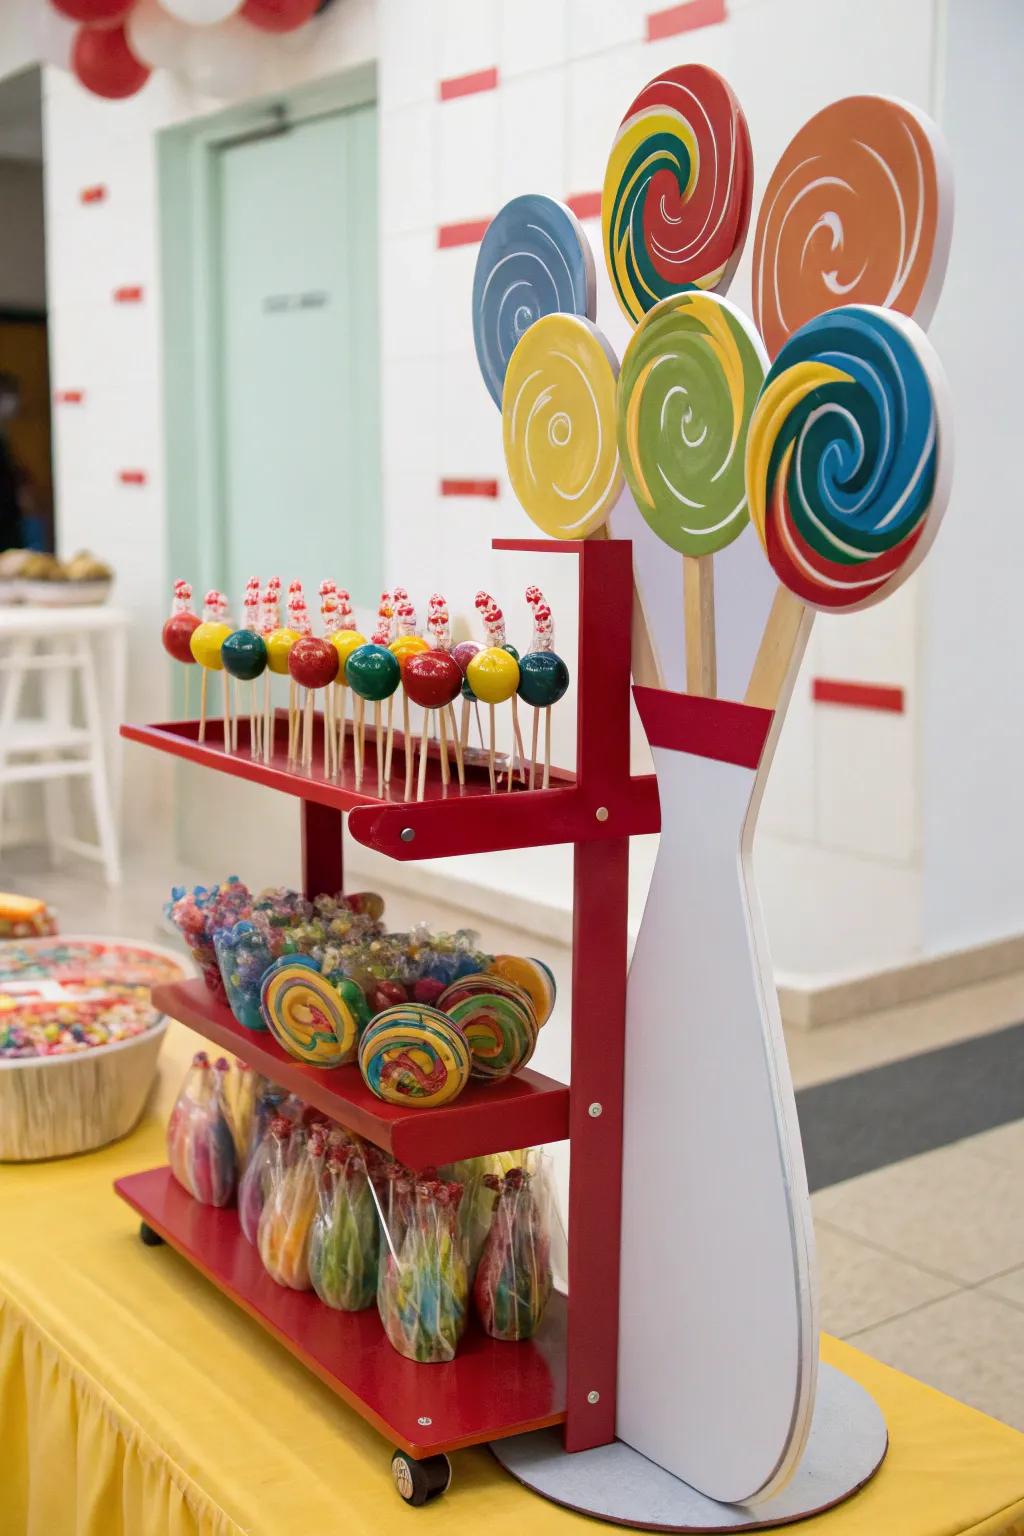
<box><xmin>502</xmin><ymin>312</ymin><xmax>623</xmax><ymax>540</ymax></box>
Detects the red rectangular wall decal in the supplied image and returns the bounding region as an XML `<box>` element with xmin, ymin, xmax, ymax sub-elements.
<box><xmin>80</xmin><ymin>185</ymin><xmax>106</xmax><ymax>205</ymax></box>
<box><xmin>113</xmin><ymin>285</ymin><xmax>143</xmax><ymax>303</ymax></box>
<box><xmin>647</xmin><ymin>0</ymin><xmax>727</xmax><ymax>40</ymax></box>
<box><xmin>437</xmin><ymin>218</ymin><xmax>491</xmax><ymax>249</ymax></box>
<box><xmin>566</xmin><ymin>191</ymin><xmax>602</xmax><ymax>221</ymax></box>
<box><xmin>439</xmin><ymin>66</ymin><xmax>499</xmax><ymax>102</ymax></box>
<box><xmin>54</xmin><ymin>389</ymin><xmax>84</xmax><ymax>404</ymax></box>
<box><xmin>118</xmin><ymin>469</ymin><xmax>147</xmax><ymax>486</ymax></box>
<box><xmin>812</xmin><ymin>679</ymin><xmax>905</xmax><ymax>714</ymax></box>
<box><xmin>440</xmin><ymin>478</ymin><xmax>499</xmax><ymax>498</ymax></box>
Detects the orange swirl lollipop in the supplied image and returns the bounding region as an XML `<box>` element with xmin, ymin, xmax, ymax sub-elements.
<box><xmin>752</xmin><ymin>95</ymin><xmax>953</xmax><ymax>359</ymax></box>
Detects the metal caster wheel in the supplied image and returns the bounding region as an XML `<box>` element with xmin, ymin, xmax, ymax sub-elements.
<box><xmin>139</xmin><ymin>1221</ymin><xmax>164</xmax><ymax>1247</ymax></box>
<box><xmin>391</xmin><ymin>1450</ymin><xmax>451</xmax><ymax>1506</ymax></box>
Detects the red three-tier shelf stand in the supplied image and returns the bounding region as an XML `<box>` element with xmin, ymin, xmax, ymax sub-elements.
<box><xmin>115</xmin><ymin>536</ymin><xmax>662</xmax><ymax>1495</ymax></box>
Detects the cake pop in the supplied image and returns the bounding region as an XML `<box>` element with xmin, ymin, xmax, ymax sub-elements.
<box><xmin>222</xmin><ymin>580</ymin><xmax>268</xmax><ymax>759</ymax></box>
<box><xmin>161</xmin><ymin>580</ymin><xmax>200</xmax><ymax>717</ymax></box>
<box><xmin>289</xmin><ymin>633</ymin><xmax>338</xmax><ymax>772</ymax></box>
<box><xmin>345</xmin><ymin>639</ymin><xmax>401</xmax><ymax>796</ymax></box>
<box><xmin>189</xmin><ymin>591</ymin><xmax>232</xmax><ymax>746</ymax></box>
<box><xmin>466</xmin><ymin>645</ymin><xmax>520</xmax><ymax>793</ymax></box>
<box><xmin>389</xmin><ymin>597</ymin><xmax>428</xmax><ymax>798</ymax></box>
<box><xmin>519</xmin><ymin>593</ymin><xmax>570</xmax><ymax>789</ymax></box>
<box><xmin>403</xmin><ymin>645</ymin><xmax>464</xmax><ymax>802</ymax></box>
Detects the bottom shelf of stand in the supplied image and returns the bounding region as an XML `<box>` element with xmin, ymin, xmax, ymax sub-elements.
<box><xmin>116</xmin><ymin>1166</ymin><xmax>567</xmax><ymax>1459</ymax></box>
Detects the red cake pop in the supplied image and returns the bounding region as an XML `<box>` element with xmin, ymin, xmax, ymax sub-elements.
<box><xmin>403</xmin><ymin>648</ymin><xmax>463</xmax><ymax>802</ymax></box>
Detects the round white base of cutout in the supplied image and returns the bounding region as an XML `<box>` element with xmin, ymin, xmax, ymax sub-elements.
<box><xmin>490</xmin><ymin>1365</ymin><xmax>886</xmax><ymax>1532</ymax></box>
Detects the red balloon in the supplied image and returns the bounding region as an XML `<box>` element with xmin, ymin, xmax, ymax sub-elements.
<box><xmin>402</xmin><ymin>651</ymin><xmax>463</xmax><ymax>709</ymax></box>
<box><xmin>240</xmin><ymin>0</ymin><xmax>318</xmax><ymax>31</ymax></box>
<box><xmin>73</xmin><ymin>24</ymin><xmax>150</xmax><ymax>99</ymax></box>
<box><xmin>162</xmin><ymin>611</ymin><xmax>200</xmax><ymax>665</ymax></box>
<box><xmin>288</xmin><ymin>636</ymin><xmax>338</xmax><ymax>690</ymax></box>
<box><xmin>53</xmin><ymin>0</ymin><xmax>132</xmax><ymax>23</ymax></box>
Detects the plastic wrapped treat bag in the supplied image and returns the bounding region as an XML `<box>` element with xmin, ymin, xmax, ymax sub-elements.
<box><xmin>165</xmin><ymin>877</ymin><xmax>252</xmax><ymax>1000</ymax></box>
<box><xmin>378</xmin><ymin>1173</ymin><xmax>468</xmax><ymax>1363</ymax></box>
<box><xmin>257</xmin><ymin>1120</ymin><xmax>322</xmax><ymax>1288</ymax></box>
<box><xmin>474</xmin><ymin>1159</ymin><xmax>554</xmax><ymax>1341</ymax></box>
<box><xmin>166</xmin><ymin>1052</ymin><xmax>237</xmax><ymax>1207</ymax></box>
<box><xmin>441</xmin><ymin>1150</ymin><xmax>524</xmax><ymax>1279</ymax></box>
<box><xmin>308</xmin><ymin>1140</ymin><xmax>380</xmax><ymax>1310</ymax></box>
<box><xmin>238</xmin><ymin>1095</ymin><xmax>301</xmax><ymax>1242</ymax></box>
<box><xmin>214</xmin><ymin>920</ymin><xmax>279</xmax><ymax>1031</ymax></box>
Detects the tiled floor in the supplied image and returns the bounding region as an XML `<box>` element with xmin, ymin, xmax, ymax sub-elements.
<box><xmin>5</xmin><ymin>845</ymin><xmax>1024</xmax><ymax>1434</ymax></box>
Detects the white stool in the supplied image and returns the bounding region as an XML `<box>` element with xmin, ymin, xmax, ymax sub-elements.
<box><xmin>0</xmin><ymin>605</ymin><xmax>127</xmax><ymax>885</ymax></box>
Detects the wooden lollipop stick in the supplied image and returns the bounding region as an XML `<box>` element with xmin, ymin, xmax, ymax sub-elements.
<box><xmin>459</xmin><ymin>697</ymin><xmax>471</xmax><ymax>757</ymax></box>
<box><xmin>355</xmin><ymin>697</ymin><xmax>365</xmax><ymax>789</ymax></box>
<box><xmin>474</xmin><ymin>701</ymin><xmax>486</xmax><ymax>751</ymax></box>
<box><xmin>506</xmin><ymin>712</ymin><xmax>516</xmax><ymax>791</ymax></box>
<box><xmin>198</xmin><ymin>669</ymin><xmax>207</xmax><ymax>743</ymax></box>
<box><xmin>305</xmin><ymin>691</ymin><xmax>314</xmax><ymax>768</ymax></box>
<box><xmin>384</xmin><ymin>695</ymin><xmax>395</xmax><ymax>788</ymax></box>
<box><xmin>529</xmin><ymin>705</ymin><xmax>540</xmax><ymax>791</ymax></box>
<box><xmin>446</xmin><ymin>703</ymin><xmax>465</xmax><ymax>787</ymax></box>
<box><xmin>184</xmin><ymin>667</ymin><xmax>190</xmax><ymax>722</ymax></box>
<box><xmin>288</xmin><ymin>680</ymin><xmax>297</xmax><ymax>763</ymax></box>
<box><xmin>683</xmin><ymin>554</ymin><xmax>717</xmax><ymax>698</ymax></box>
<box><xmin>438</xmin><ymin>706</ymin><xmax>450</xmax><ymax>787</ymax></box>
<box><xmin>403</xmin><ymin>693</ymin><xmax>413</xmax><ymax>802</ymax></box>
<box><xmin>417</xmin><ymin>710</ymin><xmax>431</xmax><ymax>801</ymax></box>
<box><xmin>323</xmin><ymin>689</ymin><xmax>332</xmax><ymax>777</ymax></box>
<box><xmin>231</xmin><ymin>680</ymin><xmax>239</xmax><ymax>751</ymax></box>
<box><xmin>592</xmin><ymin>522</ymin><xmax>663</xmax><ymax>688</ymax></box>
<box><xmin>222</xmin><ymin>673</ymin><xmax>231</xmax><ymax>752</ymax></box>
<box><xmin>263</xmin><ymin>674</ymin><xmax>272</xmax><ymax>764</ymax></box>
<box><xmin>543</xmin><ymin>704</ymin><xmax>552</xmax><ymax>790</ymax></box>
<box><xmin>487</xmin><ymin>703</ymin><xmax>497</xmax><ymax>793</ymax></box>
<box><xmin>336</xmin><ymin>685</ymin><xmax>347</xmax><ymax>778</ymax></box>
<box><xmin>249</xmin><ymin>682</ymin><xmax>257</xmax><ymax>758</ymax></box>
<box><xmin>511</xmin><ymin>695</ymin><xmax>527</xmax><ymax>784</ymax></box>
<box><xmin>744</xmin><ymin>586</ymin><xmax>811</xmax><ymax>711</ymax></box>
<box><xmin>375</xmin><ymin>700</ymin><xmax>384</xmax><ymax>798</ymax></box>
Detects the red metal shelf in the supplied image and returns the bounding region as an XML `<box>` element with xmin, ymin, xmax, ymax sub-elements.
<box><xmin>154</xmin><ymin>979</ymin><xmax>570</xmax><ymax>1168</ymax></box>
<box><xmin>115</xmin><ymin>1166</ymin><xmax>567</xmax><ymax>1458</ymax></box>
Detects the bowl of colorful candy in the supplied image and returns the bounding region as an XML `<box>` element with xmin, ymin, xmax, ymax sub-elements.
<box><xmin>0</xmin><ymin>937</ymin><xmax>189</xmax><ymax>1161</ymax></box>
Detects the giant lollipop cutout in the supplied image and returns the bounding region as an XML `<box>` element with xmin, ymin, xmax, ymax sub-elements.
<box><xmin>744</xmin><ymin>303</ymin><xmax>952</xmax><ymax>706</ymax></box>
<box><xmin>618</xmin><ymin>289</ymin><xmax>767</xmax><ymax>695</ymax></box>
<box><xmin>602</xmin><ymin>63</ymin><xmax>753</xmax><ymax>325</ymax></box>
<box><xmin>473</xmin><ymin>194</ymin><xmax>597</xmax><ymax>409</ymax></box>
<box><xmin>752</xmin><ymin>95</ymin><xmax>953</xmax><ymax>361</ymax></box>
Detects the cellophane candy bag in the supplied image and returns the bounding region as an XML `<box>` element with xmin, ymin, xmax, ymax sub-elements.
<box><xmin>166</xmin><ymin>1051</ymin><xmax>237</xmax><ymax>1206</ymax></box>
<box><xmin>257</xmin><ymin>1120</ymin><xmax>322</xmax><ymax>1288</ymax></box>
<box><xmin>474</xmin><ymin>1161</ymin><xmax>554</xmax><ymax>1341</ymax></box>
<box><xmin>378</xmin><ymin>1173</ymin><xmax>468</xmax><ymax>1363</ymax></box>
<box><xmin>308</xmin><ymin>1141</ymin><xmax>380</xmax><ymax>1310</ymax></box>
<box><xmin>165</xmin><ymin>877</ymin><xmax>252</xmax><ymax>1000</ymax></box>
<box><xmin>440</xmin><ymin>1150</ymin><xmax>522</xmax><ymax>1279</ymax></box>
<box><xmin>237</xmin><ymin>1090</ymin><xmax>300</xmax><ymax>1242</ymax></box>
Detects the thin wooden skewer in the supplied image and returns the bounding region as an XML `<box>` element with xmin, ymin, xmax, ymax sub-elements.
<box><xmin>474</xmin><ymin>701</ymin><xmax>486</xmax><ymax>750</ymax></box>
<box><xmin>264</xmin><ymin>674</ymin><xmax>272</xmax><ymax>764</ymax></box>
<box><xmin>487</xmin><ymin>703</ymin><xmax>497</xmax><ymax>792</ymax></box>
<box><xmin>446</xmin><ymin>703</ymin><xmax>465</xmax><ymax>787</ymax></box>
<box><xmin>375</xmin><ymin>701</ymin><xmax>384</xmax><ymax>797</ymax></box>
<box><xmin>384</xmin><ymin>696</ymin><xmax>395</xmax><ymax>788</ymax></box>
<box><xmin>305</xmin><ymin>691</ymin><xmax>314</xmax><ymax>769</ymax></box>
<box><xmin>510</xmin><ymin>696</ymin><xmax>527</xmax><ymax>784</ymax></box>
<box><xmin>287</xmin><ymin>680</ymin><xmax>296</xmax><ymax>763</ymax></box>
<box><xmin>417</xmin><ymin>710</ymin><xmax>431</xmax><ymax>801</ymax></box>
<box><xmin>336</xmin><ymin>685</ymin><xmax>347</xmax><ymax>779</ymax></box>
<box><xmin>222</xmin><ymin>674</ymin><xmax>231</xmax><ymax>754</ymax></box>
<box><xmin>198</xmin><ymin>669</ymin><xmax>208</xmax><ymax>743</ymax></box>
<box><xmin>355</xmin><ymin>697</ymin><xmax>365</xmax><ymax>789</ymax></box>
<box><xmin>403</xmin><ymin>692</ymin><xmax>413</xmax><ymax>802</ymax></box>
<box><xmin>323</xmin><ymin>689</ymin><xmax>332</xmax><ymax>777</ymax></box>
<box><xmin>529</xmin><ymin>706</ymin><xmax>540</xmax><ymax>791</ymax></box>
<box><xmin>438</xmin><ymin>707</ymin><xmax>450</xmax><ymax>787</ymax></box>
<box><xmin>459</xmin><ymin>696</ymin><xmax>471</xmax><ymax>757</ymax></box>
<box><xmin>543</xmin><ymin>705</ymin><xmax>552</xmax><ymax>790</ymax></box>
<box><xmin>249</xmin><ymin>682</ymin><xmax>257</xmax><ymax>758</ymax></box>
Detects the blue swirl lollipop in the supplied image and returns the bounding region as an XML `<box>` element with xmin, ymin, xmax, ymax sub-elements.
<box><xmin>473</xmin><ymin>194</ymin><xmax>597</xmax><ymax>409</ymax></box>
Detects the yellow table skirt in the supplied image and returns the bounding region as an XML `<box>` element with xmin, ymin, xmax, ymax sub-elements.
<box><xmin>2</xmin><ymin>1110</ymin><xmax>1024</xmax><ymax>1536</ymax></box>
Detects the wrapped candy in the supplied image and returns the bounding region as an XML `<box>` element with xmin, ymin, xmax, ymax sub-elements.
<box><xmin>474</xmin><ymin>1162</ymin><xmax>554</xmax><ymax>1341</ymax></box>
<box><xmin>237</xmin><ymin>1090</ymin><xmax>301</xmax><ymax>1241</ymax></box>
<box><xmin>166</xmin><ymin>1051</ymin><xmax>237</xmax><ymax>1206</ymax></box>
<box><xmin>441</xmin><ymin>1151</ymin><xmax>523</xmax><ymax>1278</ymax></box>
<box><xmin>214</xmin><ymin>918</ymin><xmax>287</xmax><ymax>1031</ymax></box>
<box><xmin>257</xmin><ymin>1120</ymin><xmax>322</xmax><ymax>1288</ymax></box>
<box><xmin>308</xmin><ymin>1141</ymin><xmax>380</xmax><ymax>1310</ymax></box>
<box><xmin>378</xmin><ymin>1174</ymin><xmax>468</xmax><ymax>1363</ymax></box>
<box><xmin>165</xmin><ymin>877</ymin><xmax>252</xmax><ymax>999</ymax></box>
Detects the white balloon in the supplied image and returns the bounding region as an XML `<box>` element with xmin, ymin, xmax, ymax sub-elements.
<box><xmin>157</xmin><ymin>0</ymin><xmax>244</xmax><ymax>23</ymax></box>
<box><xmin>127</xmin><ymin>0</ymin><xmax>192</xmax><ymax>69</ymax></box>
<box><xmin>33</xmin><ymin>4</ymin><xmax>77</xmax><ymax>71</ymax></box>
<box><xmin>185</xmin><ymin>17</ymin><xmax>275</xmax><ymax>98</ymax></box>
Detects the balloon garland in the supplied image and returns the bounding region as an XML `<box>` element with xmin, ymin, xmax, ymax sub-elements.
<box><xmin>40</xmin><ymin>0</ymin><xmax>335</xmax><ymax>99</ymax></box>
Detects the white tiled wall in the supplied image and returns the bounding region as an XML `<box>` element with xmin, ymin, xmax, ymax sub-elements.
<box><xmin>12</xmin><ymin>0</ymin><xmax>969</xmax><ymax>977</ymax></box>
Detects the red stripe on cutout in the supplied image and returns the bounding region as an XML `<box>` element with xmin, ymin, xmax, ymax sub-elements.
<box><xmin>55</xmin><ymin>389</ymin><xmax>84</xmax><ymax>404</ymax></box>
<box><xmin>440</xmin><ymin>478</ymin><xmax>499</xmax><ymax>499</ymax></box>
<box><xmin>113</xmin><ymin>285</ymin><xmax>143</xmax><ymax>303</ymax></box>
<box><xmin>566</xmin><ymin>191</ymin><xmax>602</xmax><ymax>221</ymax></box>
<box><xmin>646</xmin><ymin>0</ymin><xmax>727</xmax><ymax>39</ymax></box>
<box><xmin>118</xmin><ymin>470</ymin><xmax>147</xmax><ymax>486</ymax></box>
<box><xmin>812</xmin><ymin>679</ymin><xmax>905</xmax><ymax>713</ymax></box>
<box><xmin>80</xmin><ymin>184</ymin><xmax>107</xmax><ymax>204</ymax></box>
<box><xmin>437</xmin><ymin>218</ymin><xmax>491</xmax><ymax>249</ymax></box>
<box><xmin>633</xmin><ymin>687</ymin><xmax>773</xmax><ymax>769</ymax></box>
<box><xmin>439</xmin><ymin>67</ymin><xmax>499</xmax><ymax>102</ymax></box>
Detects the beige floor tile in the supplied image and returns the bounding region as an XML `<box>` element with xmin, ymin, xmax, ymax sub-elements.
<box><xmin>848</xmin><ymin>1288</ymin><xmax>1024</xmax><ymax>1432</ymax></box>
<box><xmin>784</xmin><ymin>970</ymin><xmax>1024</xmax><ymax>1089</ymax></box>
<box><xmin>956</xmin><ymin>1120</ymin><xmax>1024</xmax><ymax>1169</ymax></box>
<box><xmin>811</xmin><ymin>1142</ymin><xmax>1024</xmax><ymax>1284</ymax></box>
<box><xmin>981</xmin><ymin>1267</ymin><xmax>1024</xmax><ymax>1312</ymax></box>
<box><xmin>814</xmin><ymin>1221</ymin><xmax>958</xmax><ymax>1338</ymax></box>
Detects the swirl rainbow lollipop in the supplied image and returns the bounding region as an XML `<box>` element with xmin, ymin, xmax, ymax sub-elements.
<box><xmin>473</xmin><ymin>194</ymin><xmax>597</xmax><ymax>409</ymax></box>
<box><xmin>744</xmin><ymin>304</ymin><xmax>952</xmax><ymax>704</ymax></box>
<box><xmin>752</xmin><ymin>96</ymin><xmax>953</xmax><ymax>360</ymax></box>
<box><xmin>618</xmin><ymin>289</ymin><xmax>767</xmax><ymax>695</ymax></box>
<box><xmin>603</xmin><ymin>64</ymin><xmax>753</xmax><ymax>326</ymax></box>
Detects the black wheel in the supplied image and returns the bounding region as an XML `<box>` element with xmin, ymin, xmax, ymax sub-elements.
<box><xmin>139</xmin><ymin>1221</ymin><xmax>164</xmax><ymax>1247</ymax></box>
<box><xmin>391</xmin><ymin>1450</ymin><xmax>451</xmax><ymax>1506</ymax></box>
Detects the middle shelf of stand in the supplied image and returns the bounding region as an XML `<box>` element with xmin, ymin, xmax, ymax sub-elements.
<box><xmin>155</xmin><ymin>979</ymin><xmax>570</xmax><ymax>1168</ymax></box>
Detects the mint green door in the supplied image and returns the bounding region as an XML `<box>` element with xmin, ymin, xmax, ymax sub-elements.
<box><xmin>213</xmin><ymin>103</ymin><xmax>381</xmax><ymax>616</ymax></box>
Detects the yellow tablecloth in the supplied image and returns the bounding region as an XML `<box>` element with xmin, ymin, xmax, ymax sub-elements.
<box><xmin>1</xmin><ymin>1063</ymin><xmax>1023</xmax><ymax>1535</ymax></box>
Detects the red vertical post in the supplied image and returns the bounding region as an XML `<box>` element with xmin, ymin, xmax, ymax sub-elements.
<box><xmin>564</xmin><ymin>536</ymin><xmax>633</xmax><ymax>1452</ymax></box>
<box><xmin>301</xmin><ymin>800</ymin><xmax>344</xmax><ymax>899</ymax></box>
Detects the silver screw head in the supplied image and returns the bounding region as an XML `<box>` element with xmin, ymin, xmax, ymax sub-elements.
<box><xmin>587</xmin><ymin>1390</ymin><xmax>600</xmax><ymax>1405</ymax></box>
<box><xmin>588</xmin><ymin>1102</ymin><xmax>602</xmax><ymax>1118</ymax></box>
<box><xmin>595</xmin><ymin>806</ymin><xmax>609</xmax><ymax>822</ymax></box>
<box><xmin>417</xmin><ymin>1415</ymin><xmax>432</xmax><ymax>1426</ymax></box>
<box><xmin>400</xmin><ymin>827</ymin><xmax>415</xmax><ymax>843</ymax></box>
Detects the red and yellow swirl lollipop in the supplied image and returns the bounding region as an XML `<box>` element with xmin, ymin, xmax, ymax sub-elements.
<box><xmin>752</xmin><ymin>95</ymin><xmax>953</xmax><ymax>360</ymax></box>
